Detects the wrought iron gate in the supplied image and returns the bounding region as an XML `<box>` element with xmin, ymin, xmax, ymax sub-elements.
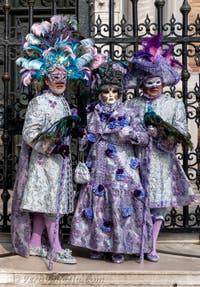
<box><xmin>0</xmin><ymin>0</ymin><xmax>199</xmax><ymax>233</ymax></box>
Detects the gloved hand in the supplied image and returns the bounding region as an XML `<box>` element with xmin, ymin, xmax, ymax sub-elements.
<box><xmin>71</xmin><ymin>127</ymin><xmax>87</xmax><ymax>138</ymax></box>
<box><xmin>147</xmin><ymin>126</ymin><xmax>158</xmax><ymax>138</ymax></box>
<box><xmin>52</xmin><ymin>144</ymin><xmax>70</xmax><ymax>158</ymax></box>
<box><xmin>118</xmin><ymin>126</ymin><xmax>136</xmax><ymax>142</ymax></box>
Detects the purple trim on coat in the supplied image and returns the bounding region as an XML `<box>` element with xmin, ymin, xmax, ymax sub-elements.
<box><xmin>11</xmin><ymin>141</ymin><xmax>32</xmax><ymax>257</ymax></box>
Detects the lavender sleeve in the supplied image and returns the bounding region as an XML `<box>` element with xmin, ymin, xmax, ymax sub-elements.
<box><xmin>129</xmin><ymin>108</ymin><xmax>149</xmax><ymax>146</ymax></box>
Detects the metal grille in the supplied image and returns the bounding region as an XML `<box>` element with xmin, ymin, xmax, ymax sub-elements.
<box><xmin>0</xmin><ymin>0</ymin><xmax>199</xmax><ymax>233</ymax></box>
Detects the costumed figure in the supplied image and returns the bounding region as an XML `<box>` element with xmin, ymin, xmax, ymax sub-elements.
<box><xmin>126</xmin><ymin>34</ymin><xmax>196</xmax><ymax>262</ymax></box>
<box><xmin>70</xmin><ymin>60</ymin><xmax>153</xmax><ymax>264</ymax></box>
<box><xmin>11</xmin><ymin>15</ymin><xmax>106</xmax><ymax>269</ymax></box>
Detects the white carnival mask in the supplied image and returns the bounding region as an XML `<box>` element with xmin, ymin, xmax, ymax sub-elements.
<box><xmin>143</xmin><ymin>76</ymin><xmax>162</xmax><ymax>89</ymax></box>
<box><xmin>100</xmin><ymin>87</ymin><xmax>119</xmax><ymax>105</ymax></box>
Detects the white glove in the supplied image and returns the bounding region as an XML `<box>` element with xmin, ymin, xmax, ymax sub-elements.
<box><xmin>118</xmin><ymin>126</ymin><xmax>134</xmax><ymax>141</ymax></box>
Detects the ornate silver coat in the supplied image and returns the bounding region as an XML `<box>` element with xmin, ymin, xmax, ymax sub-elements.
<box><xmin>126</xmin><ymin>94</ymin><xmax>196</xmax><ymax>208</ymax></box>
<box><xmin>20</xmin><ymin>91</ymin><xmax>74</xmax><ymax>215</ymax></box>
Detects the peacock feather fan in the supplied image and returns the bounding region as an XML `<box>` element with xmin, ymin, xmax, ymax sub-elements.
<box><xmin>32</xmin><ymin>115</ymin><xmax>81</xmax><ymax>146</ymax></box>
<box><xmin>144</xmin><ymin>106</ymin><xmax>193</xmax><ymax>150</ymax></box>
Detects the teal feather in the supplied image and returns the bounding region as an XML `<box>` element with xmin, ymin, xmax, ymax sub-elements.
<box><xmin>28</xmin><ymin>45</ymin><xmax>44</xmax><ymax>54</ymax></box>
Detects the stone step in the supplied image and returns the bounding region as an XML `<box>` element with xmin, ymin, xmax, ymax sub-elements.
<box><xmin>158</xmin><ymin>232</ymin><xmax>200</xmax><ymax>244</ymax></box>
<box><xmin>1</xmin><ymin>233</ymin><xmax>200</xmax><ymax>286</ymax></box>
<box><xmin>0</xmin><ymin>251</ymin><xmax>200</xmax><ymax>287</ymax></box>
<box><xmin>1</xmin><ymin>244</ymin><xmax>200</xmax><ymax>286</ymax></box>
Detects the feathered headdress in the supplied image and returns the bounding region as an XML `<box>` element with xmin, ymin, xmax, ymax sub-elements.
<box><xmin>16</xmin><ymin>15</ymin><xmax>107</xmax><ymax>91</ymax></box>
<box><xmin>91</xmin><ymin>58</ymin><xmax>128</xmax><ymax>96</ymax></box>
<box><xmin>130</xmin><ymin>34</ymin><xmax>183</xmax><ymax>88</ymax></box>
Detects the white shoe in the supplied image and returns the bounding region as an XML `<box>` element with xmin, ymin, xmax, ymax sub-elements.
<box><xmin>29</xmin><ymin>245</ymin><xmax>48</xmax><ymax>257</ymax></box>
<box><xmin>47</xmin><ymin>248</ymin><xmax>77</xmax><ymax>264</ymax></box>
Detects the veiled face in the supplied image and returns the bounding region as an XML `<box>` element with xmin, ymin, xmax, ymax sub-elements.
<box><xmin>45</xmin><ymin>68</ymin><xmax>67</xmax><ymax>95</ymax></box>
<box><xmin>100</xmin><ymin>87</ymin><xmax>119</xmax><ymax>105</ymax></box>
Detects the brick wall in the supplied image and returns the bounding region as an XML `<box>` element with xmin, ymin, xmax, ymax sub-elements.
<box><xmin>189</xmin><ymin>0</ymin><xmax>200</xmax><ymax>72</ymax></box>
<box><xmin>138</xmin><ymin>0</ymin><xmax>155</xmax><ymax>23</ymax></box>
<box><xmin>189</xmin><ymin>0</ymin><xmax>200</xmax><ymax>160</ymax></box>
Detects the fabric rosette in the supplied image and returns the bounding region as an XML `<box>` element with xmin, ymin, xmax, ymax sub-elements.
<box><xmin>107</xmin><ymin>117</ymin><xmax>119</xmax><ymax>129</ymax></box>
<box><xmin>121</xmin><ymin>207</ymin><xmax>133</xmax><ymax>218</ymax></box>
<box><xmin>83</xmin><ymin>207</ymin><xmax>93</xmax><ymax>220</ymax></box>
<box><xmin>87</xmin><ymin>133</ymin><xmax>97</xmax><ymax>143</ymax></box>
<box><xmin>133</xmin><ymin>189</ymin><xmax>146</xmax><ymax>200</ymax></box>
<box><xmin>100</xmin><ymin>111</ymin><xmax>112</xmax><ymax>122</ymax></box>
<box><xmin>100</xmin><ymin>220</ymin><xmax>113</xmax><ymax>233</ymax></box>
<box><xmin>93</xmin><ymin>184</ymin><xmax>105</xmax><ymax>196</ymax></box>
<box><xmin>118</xmin><ymin>116</ymin><xmax>129</xmax><ymax>127</ymax></box>
<box><xmin>115</xmin><ymin>168</ymin><xmax>126</xmax><ymax>181</ymax></box>
<box><xmin>130</xmin><ymin>157</ymin><xmax>140</xmax><ymax>169</ymax></box>
<box><xmin>105</xmin><ymin>144</ymin><xmax>117</xmax><ymax>158</ymax></box>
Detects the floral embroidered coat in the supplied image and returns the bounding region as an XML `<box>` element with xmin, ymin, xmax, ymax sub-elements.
<box><xmin>11</xmin><ymin>91</ymin><xmax>74</xmax><ymax>256</ymax></box>
<box><xmin>126</xmin><ymin>94</ymin><xmax>196</xmax><ymax>208</ymax></box>
<box><xmin>70</xmin><ymin>100</ymin><xmax>153</xmax><ymax>255</ymax></box>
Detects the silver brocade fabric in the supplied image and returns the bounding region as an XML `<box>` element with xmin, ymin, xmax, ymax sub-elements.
<box><xmin>126</xmin><ymin>94</ymin><xmax>196</xmax><ymax>208</ymax></box>
<box><xmin>70</xmin><ymin>100</ymin><xmax>153</xmax><ymax>254</ymax></box>
<box><xmin>11</xmin><ymin>91</ymin><xmax>75</xmax><ymax>257</ymax></box>
<box><xmin>20</xmin><ymin>91</ymin><xmax>74</xmax><ymax>215</ymax></box>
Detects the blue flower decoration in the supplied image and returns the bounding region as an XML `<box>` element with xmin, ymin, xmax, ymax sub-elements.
<box><xmin>107</xmin><ymin>117</ymin><xmax>119</xmax><ymax>129</ymax></box>
<box><xmin>115</xmin><ymin>168</ymin><xmax>126</xmax><ymax>181</ymax></box>
<box><xmin>130</xmin><ymin>157</ymin><xmax>140</xmax><ymax>169</ymax></box>
<box><xmin>122</xmin><ymin>207</ymin><xmax>133</xmax><ymax>218</ymax></box>
<box><xmin>105</xmin><ymin>145</ymin><xmax>117</xmax><ymax>158</ymax></box>
<box><xmin>100</xmin><ymin>220</ymin><xmax>113</xmax><ymax>233</ymax></box>
<box><xmin>100</xmin><ymin>113</ymin><xmax>107</xmax><ymax>122</ymax></box>
<box><xmin>133</xmin><ymin>189</ymin><xmax>146</xmax><ymax>200</ymax></box>
<box><xmin>87</xmin><ymin>133</ymin><xmax>97</xmax><ymax>143</ymax></box>
<box><xmin>118</xmin><ymin>116</ymin><xmax>129</xmax><ymax>127</ymax></box>
<box><xmin>85</xmin><ymin>161</ymin><xmax>92</xmax><ymax>168</ymax></box>
<box><xmin>100</xmin><ymin>112</ymin><xmax>112</xmax><ymax>122</ymax></box>
<box><xmin>93</xmin><ymin>184</ymin><xmax>105</xmax><ymax>196</ymax></box>
<box><xmin>83</xmin><ymin>207</ymin><xmax>93</xmax><ymax>219</ymax></box>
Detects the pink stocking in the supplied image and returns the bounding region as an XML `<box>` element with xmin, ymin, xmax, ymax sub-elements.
<box><xmin>151</xmin><ymin>219</ymin><xmax>163</xmax><ymax>255</ymax></box>
<box><xmin>45</xmin><ymin>218</ymin><xmax>62</xmax><ymax>253</ymax></box>
<box><xmin>30</xmin><ymin>213</ymin><xmax>45</xmax><ymax>247</ymax></box>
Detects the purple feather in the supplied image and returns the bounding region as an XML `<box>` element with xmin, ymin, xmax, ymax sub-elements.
<box><xmin>142</xmin><ymin>34</ymin><xmax>163</xmax><ymax>52</ymax></box>
<box><xmin>162</xmin><ymin>46</ymin><xmax>183</xmax><ymax>68</ymax></box>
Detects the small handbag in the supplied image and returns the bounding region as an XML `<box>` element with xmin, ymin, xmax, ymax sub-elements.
<box><xmin>74</xmin><ymin>151</ymin><xmax>90</xmax><ymax>184</ymax></box>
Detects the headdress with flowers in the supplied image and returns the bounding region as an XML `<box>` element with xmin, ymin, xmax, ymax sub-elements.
<box><xmin>16</xmin><ymin>15</ymin><xmax>107</xmax><ymax>92</ymax></box>
<box><xmin>129</xmin><ymin>34</ymin><xmax>183</xmax><ymax>88</ymax></box>
<box><xmin>91</xmin><ymin>58</ymin><xmax>128</xmax><ymax>96</ymax></box>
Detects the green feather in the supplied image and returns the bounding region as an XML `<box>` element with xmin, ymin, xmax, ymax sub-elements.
<box><xmin>33</xmin><ymin>115</ymin><xmax>81</xmax><ymax>145</ymax></box>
